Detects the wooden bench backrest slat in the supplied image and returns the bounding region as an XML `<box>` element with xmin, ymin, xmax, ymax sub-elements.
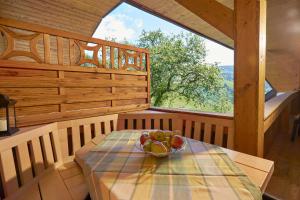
<box><xmin>16</xmin><ymin>143</ymin><xmax>33</xmax><ymax>185</ymax></box>
<box><xmin>0</xmin><ymin>149</ymin><xmax>19</xmax><ymax>197</ymax></box>
<box><xmin>30</xmin><ymin>137</ymin><xmax>46</xmax><ymax>176</ymax></box>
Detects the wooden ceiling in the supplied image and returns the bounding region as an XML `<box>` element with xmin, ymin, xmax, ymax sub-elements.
<box><xmin>0</xmin><ymin>0</ymin><xmax>299</xmax><ymax>91</ymax></box>
<box><xmin>126</xmin><ymin>0</ymin><xmax>234</xmax><ymax>48</ymax></box>
<box><xmin>0</xmin><ymin>0</ymin><xmax>121</xmax><ymax>36</ymax></box>
<box><xmin>266</xmin><ymin>0</ymin><xmax>300</xmax><ymax>91</ymax></box>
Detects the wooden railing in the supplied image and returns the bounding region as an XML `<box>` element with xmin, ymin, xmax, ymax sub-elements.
<box><xmin>0</xmin><ymin>18</ymin><xmax>150</xmax><ymax>127</ymax></box>
<box><xmin>118</xmin><ymin>109</ymin><xmax>234</xmax><ymax>149</ymax></box>
<box><xmin>263</xmin><ymin>91</ymin><xmax>300</xmax><ymax>154</ymax></box>
<box><xmin>0</xmin><ymin>18</ymin><xmax>149</xmax><ymax>71</ymax></box>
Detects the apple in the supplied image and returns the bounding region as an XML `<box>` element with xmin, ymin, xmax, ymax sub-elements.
<box><xmin>170</xmin><ymin>135</ymin><xmax>184</xmax><ymax>149</ymax></box>
<box><xmin>149</xmin><ymin>131</ymin><xmax>165</xmax><ymax>141</ymax></box>
<box><xmin>143</xmin><ymin>140</ymin><xmax>152</xmax><ymax>152</ymax></box>
<box><xmin>140</xmin><ymin>133</ymin><xmax>150</xmax><ymax>145</ymax></box>
<box><xmin>151</xmin><ymin>141</ymin><xmax>168</xmax><ymax>154</ymax></box>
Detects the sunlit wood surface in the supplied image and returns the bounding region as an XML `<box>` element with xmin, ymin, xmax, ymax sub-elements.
<box><xmin>265</xmin><ymin>130</ymin><xmax>300</xmax><ymax>200</ymax></box>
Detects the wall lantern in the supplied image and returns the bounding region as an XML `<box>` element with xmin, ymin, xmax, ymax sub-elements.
<box><xmin>0</xmin><ymin>94</ymin><xmax>18</xmax><ymax>136</ymax></box>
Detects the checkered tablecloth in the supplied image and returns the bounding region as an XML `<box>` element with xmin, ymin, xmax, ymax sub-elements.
<box><xmin>76</xmin><ymin>131</ymin><xmax>262</xmax><ymax>200</ymax></box>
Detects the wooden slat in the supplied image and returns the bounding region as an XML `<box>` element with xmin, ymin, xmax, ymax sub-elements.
<box><xmin>58</xmin><ymin>128</ymin><xmax>69</xmax><ymax>161</ymax></box>
<box><xmin>43</xmin><ymin>34</ymin><xmax>50</xmax><ymax>64</ymax></box>
<box><xmin>163</xmin><ymin>118</ymin><xmax>169</xmax><ymax>130</ymax></box>
<box><xmin>111</xmin><ymin>74</ymin><xmax>116</xmax><ymax>107</ymax></box>
<box><xmin>104</xmin><ymin>120</ymin><xmax>111</xmax><ymax>134</ymax></box>
<box><xmin>14</xmin><ymin>92</ymin><xmax>148</xmax><ymax>107</ymax></box>
<box><xmin>118</xmin><ymin>48</ymin><xmax>122</xmax><ymax>68</ymax></box>
<box><xmin>72</xmin><ymin>126</ymin><xmax>81</xmax><ymax>153</ymax></box>
<box><xmin>0</xmin><ymin>149</ymin><xmax>19</xmax><ymax>196</ymax></box>
<box><xmin>51</xmin><ymin>130</ymin><xmax>63</xmax><ymax>164</ymax></box>
<box><xmin>146</xmin><ymin>53</ymin><xmax>151</xmax><ymax>104</ymax></box>
<box><xmin>83</xmin><ymin>124</ymin><xmax>92</xmax><ymax>144</ymax></box>
<box><xmin>227</xmin><ymin>127</ymin><xmax>234</xmax><ymax>149</ymax></box>
<box><xmin>16</xmin><ymin>142</ymin><xmax>33</xmax><ymax>185</ymax></box>
<box><xmin>63</xmin><ymin>173</ymin><xmax>89</xmax><ymax>200</ymax></box>
<box><xmin>127</xmin><ymin>119</ymin><xmax>134</xmax><ymax>129</ymax></box>
<box><xmin>204</xmin><ymin>123</ymin><xmax>212</xmax><ymax>143</ymax></box>
<box><xmin>145</xmin><ymin>118</ymin><xmax>151</xmax><ymax>129</ymax></box>
<box><xmin>102</xmin><ymin>45</ymin><xmax>106</xmax><ymax>67</ymax></box>
<box><xmin>42</xmin><ymin>134</ymin><xmax>55</xmax><ymax>168</ymax></box>
<box><xmin>194</xmin><ymin>122</ymin><xmax>201</xmax><ymax>140</ymax></box>
<box><xmin>30</xmin><ymin>137</ymin><xmax>45</xmax><ymax>175</ymax></box>
<box><xmin>136</xmin><ymin>119</ymin><xmax>143</xmax><ymax>129</ymax></box>
<box><xmin>185</xmin><ymin>120</ymin><xmax>192</xmax><ymax>138</ymax></box>
<box><xmin>95</xmin><ymin>123</ymin><xmax>101</xmax><ymax>136</ymax></box>
<box><xmin>57</xmin><ymin>36</ymin><xmax>64</xmax><ymax>65</ymax></box>
<box><xmin>39</xmin><ymin>170</ymin><xmax>72</xmax><ymax>200</ymax></box>
<box><xmin>0</xmin><ymin>77</ymin><xmax>148</xmax><ymax>88</ymax></box>
<box><xmin>214</xmin><ymin>125</ymin><xmax>223</xmax><ymax>146</ymax></box>
<box><xmin>173</xmin><ymin>118</ymin><xmax>183</xmax><ymax>134</ymax></box>
<box><xmin>110</xmin><ymin>47</ymin><xmax>115</xmax><ymax>68</ymax></box>
<box><xmin>118</xmin><ymin>119</ymin><xmax>125</xmax><ymax>130</ymax></box>
<box><xmin>154</xmin><ymin>118</ymin><xmax>160</xmax><ymax>129</ymax></box>
<box><xmin>69</xmin><ymin>39</ymin><xmax>75</xmax><ymax>65</ymax></box>
<box><xmin>0</xmin><ymin>59</ymin><xmax>148</xmax><ymax>75</ymax></box>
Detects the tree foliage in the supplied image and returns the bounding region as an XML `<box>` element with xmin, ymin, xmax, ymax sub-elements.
<box><xmin>137</xmin><ymin>30</ymin><xmax>232</xmax><ymax>113</ymax></box>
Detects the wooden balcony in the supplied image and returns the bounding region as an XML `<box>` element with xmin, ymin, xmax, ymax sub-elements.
<box><xmin>0</xmin><ymin>0</ymin><xmax>299</xmax><ymax>198</ymax></box>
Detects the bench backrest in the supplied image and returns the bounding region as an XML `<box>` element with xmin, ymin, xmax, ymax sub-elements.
<box><xmin>0</xmin><ymin>114</ymin><xmax>118</xmax><ymax>199</ymax></box>
<box><xmin>58</xmin><ymin>114</ymin><xmax>118</xmax><ymax>162</ymax></box>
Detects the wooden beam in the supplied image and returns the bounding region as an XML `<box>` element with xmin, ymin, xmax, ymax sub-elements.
<box><xmin>234</xmin><ymin>0</ymin><xmax>267</xmax><ymax>156</ymax></box>
<box><xmin>175</xmin><ymin>0</ymin><xmax>233</xmax><ymax>39</ymax></box>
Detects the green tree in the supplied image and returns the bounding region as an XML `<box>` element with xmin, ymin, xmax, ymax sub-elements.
<box><xmin>137</xmin><ymin>30</ymin><xmax>232</xmax><ymax>112</ymax></box>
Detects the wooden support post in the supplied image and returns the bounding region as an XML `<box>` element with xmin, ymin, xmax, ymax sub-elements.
<box><xmin>234</xmin><ymin>0</ymin><xmax>267</xmax><ymax>156</ymax></box>
<box><xmin>146</xmin><ymin>53</ymin><xmax>151</xmax><ymax>105</ymax></box>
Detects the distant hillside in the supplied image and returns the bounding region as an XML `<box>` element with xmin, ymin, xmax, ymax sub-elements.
<box><xmin>219</xmin><ymin>65</ymin><xmax>233</xmax><ymax>81</ymax></box>
<box><xmin>219</xmin><ymin>65</ymin><xmax>234</xmax><ymax>102</ymax></box>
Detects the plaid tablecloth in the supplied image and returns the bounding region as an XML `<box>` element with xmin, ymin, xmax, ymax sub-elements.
<box><xmin>77</xmin><ymin>131</ymin><xmax>262</xmax><ymax>200</ymax></box>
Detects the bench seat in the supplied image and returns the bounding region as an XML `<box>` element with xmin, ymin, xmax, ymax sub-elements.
<box><xmin>15</xmin><ymin>161</ymin><xmax>89</xmax><ymax>200</ymax></box>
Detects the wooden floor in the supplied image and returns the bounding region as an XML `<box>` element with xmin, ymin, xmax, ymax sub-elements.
<box><xmin>265</xmin><ymin>131</ymin><xmax>300</xmax><ymax>200</ymax></box>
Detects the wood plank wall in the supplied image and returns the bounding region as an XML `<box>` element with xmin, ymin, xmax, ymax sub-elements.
<box><xmin>0</xmin><ymin>19</ymin><xmax>150</xmax><ymax>127</ymax></box>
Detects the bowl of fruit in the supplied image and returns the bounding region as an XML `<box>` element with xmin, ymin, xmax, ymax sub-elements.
<box><xmin>136</xmin><ymin>130</ymin><xmax>186</xmax><ymax>157</ymax></box>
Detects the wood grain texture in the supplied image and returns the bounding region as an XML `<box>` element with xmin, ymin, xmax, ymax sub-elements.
<box><xmin>0</xmin><ymin>19</ymin><xmax>150</xmax><ymax>127</ymax></box>
<box><xmin>0</xmin><ymin>0</ymin><xmax>120</xmax><ymax>36</ymax></box>
<box><xmin>175</xmin><ymin>0</ymin><xmax>233</xmax><ymax>39</ymax></box>
<box><xmin>234</xmin><ymin>0</ymin><xmax>266</xmax><ymax>156</ymax></box>
<box><xmin>118</xmin><ymin>110</ymin><xmax>234</xmax><ymax>149</ymax></box>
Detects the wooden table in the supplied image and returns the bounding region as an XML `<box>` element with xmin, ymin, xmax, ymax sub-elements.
<box><xmin>76</xmin><ymin>131</ymin><xmax>274</xmax><ymax>199</ymax></box>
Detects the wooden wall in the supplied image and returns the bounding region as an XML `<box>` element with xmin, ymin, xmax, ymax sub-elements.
<box><xmin>0</xmin><ymin>18</ymin><xmax>150</xmax><ymax>127</ymax></box>
<box><xmin>0</xmin><ymin>0</ymin><xmax>121</xmax><ymax>36</ymax></box>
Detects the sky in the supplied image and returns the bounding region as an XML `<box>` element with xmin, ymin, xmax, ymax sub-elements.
<box><xmin>93</xmin><ymin>3</ymin><xmax>234</xmax><ymax>66</ymax></box>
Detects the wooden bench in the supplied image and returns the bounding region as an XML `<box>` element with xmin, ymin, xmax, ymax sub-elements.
<box><xmin>0</xmin><ymin>114</ymin><xmax>118</xmax><ymax>200</ymax></box>
<box><xmin>0</xmin><ymin>113</ymin><xmax>273</xmax><ymax>200</ymax></box>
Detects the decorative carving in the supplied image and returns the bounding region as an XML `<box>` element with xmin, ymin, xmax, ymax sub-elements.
<box><xmin>121</xmin><ymin>50</ymin><xmax>144</xmax><ymax>71</ymax></box>
<box><xmin>0</xmin><ymin>26</ymin><xmax>43</xmax><ymax>63</ymax></box>
<box><xmin>75</xmin><ymin>40</ymin><xmax>101</xmax><ymax>67</ymax></box>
